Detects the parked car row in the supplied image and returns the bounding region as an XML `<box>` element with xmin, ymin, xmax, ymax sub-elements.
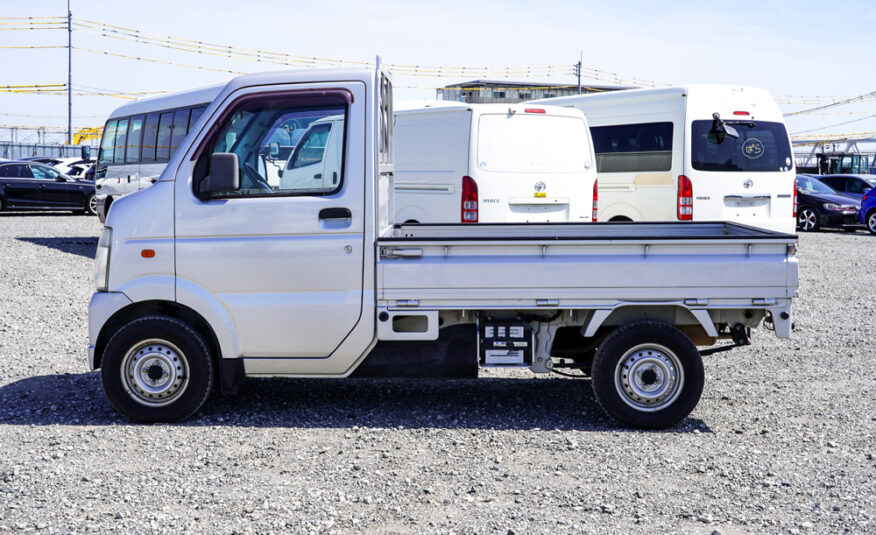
<box><xmin>795</xmin><ymin>174</ymin><xmax>874</xmax><ymax>234</ymax></box>
<box><xmin>0</xmin><ymin>157</ymin><xmax>97</xmax><ymax>215</ymax></box>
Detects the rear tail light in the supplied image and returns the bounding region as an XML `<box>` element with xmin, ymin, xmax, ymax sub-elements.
<box><xmin>592</xmin><ymin>179</ymin><xmax>598</xmax><ymax>222</ymax></box>
<box><xmin>793</xmin><ymin>177</ymin><xmax>798</xmax><ymax>218</ymax></box>
<box><xmin>862</xmin><ymin>193</ymin><xmax>868</xmax><ymax>203</ymax></box>
<box><xmin>733</xmin><ymin>111</ymin><xmax>750</xmax><ymax>116</ymax></box>
<box><xmin>677</xmin><ymin>175</ymin><xmax>693</xmax><ymax>220</ymax></box>
<box><xmin>461</xmin><ymin>175</ymin><xmax>478</xmax><ymax>223</ymax></box>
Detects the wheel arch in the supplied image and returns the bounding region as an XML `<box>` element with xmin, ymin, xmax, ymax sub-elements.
<box><xmin>582</xmin><ymin>305</ymin><xmax>717</xmax><ymax>345</ymax></box>
<box><xmin>94</xmin><ymin>300</ymin><xmax>222</xmax><ymax>373</ymax></box>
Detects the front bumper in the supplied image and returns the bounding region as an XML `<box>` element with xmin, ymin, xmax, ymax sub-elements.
<box><xmin>87</xmin><ymin>291</ymin><xmax>133</xmax><ymax>369</ymax></box>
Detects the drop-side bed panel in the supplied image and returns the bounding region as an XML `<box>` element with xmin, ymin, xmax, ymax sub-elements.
<box><xmin>377</xmin><ymin>222</ymin><xmax>798</xmax><ymax>309</ymax></box>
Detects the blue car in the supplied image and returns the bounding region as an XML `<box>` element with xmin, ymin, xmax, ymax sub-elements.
<box><xmin>861</xmin><ymin>189</ymin><xmax>876</xmax><ymax>234</ymax></box>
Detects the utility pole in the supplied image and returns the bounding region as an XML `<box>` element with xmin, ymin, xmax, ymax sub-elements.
<box><xmin>576</xmin><ymin>52</ymin><xmax>582</xmax><ymax>95</ymax></box>
<box><xmin>67</xmin><ymin>0</ymin><xmax>72</xmax><ymax>145</ymax></box>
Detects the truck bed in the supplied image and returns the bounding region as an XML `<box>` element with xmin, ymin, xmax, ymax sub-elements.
<box><xmin>377</xmin><ymin>221</ymin><xmax>798</xmax><ymax>310</ymax></box>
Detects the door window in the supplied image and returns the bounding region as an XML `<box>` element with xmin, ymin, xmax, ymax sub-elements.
<box><xmin>113</xmin><ymin>118</ymin><xmax>129</xmax><ymax>164</ymax></box>
<box><xmin>98</xmin><ymin>120</ymin><xmax>118</xmax><ymax>165</ymax></box>
<box><xmin>170</xmin><ymin>108</ymin><xmax>191</xmax><ymax>156</ymax></box>
<box><xmin>29</xmin><ymin>164</ymin><xmax>62</xmax><ymax>180</ymax></box>
<box><xmin>848</xmin><ymin>178</ymin><xmax>871</xmax><ymax>194</ymax></box>
<box><xmin>155</xmin><ymin>112</ymin><xmax>174</xmax><ymax>162</ymax></box>
<box><xmin>141</xmin><ymin>113</ymin><xmax>160</xmax><ymax>163</ymax></box>
<box><xmin>198</xmin><ymin>101</ymin><xmax>346</xmax><ymax>198</ymax></box>
<box><xmin>125</xmin><ymin>115</ymin><xmax>145</xmax><ymax>164</ymax></box>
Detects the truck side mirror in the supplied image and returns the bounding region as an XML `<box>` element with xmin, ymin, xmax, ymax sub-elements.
<box><xmin>81</xmin><ymin>146</ymin><xmax>91</xmax><ymax>160</ymax></box>
<box><xmin>199</xmin><ymin>153</ymin><xmax>240</xmax><ymax>194</ymax></box>
<box><xmin>269</xmin><ymin>142</ymin><xmax>280</xmax><ymax>158</ymax></box>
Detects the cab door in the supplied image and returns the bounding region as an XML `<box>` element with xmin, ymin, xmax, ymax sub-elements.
<box><xmin>175</xmin><ymin>83</ymin><xmax>366</xmax><ymax>360</ymax></box>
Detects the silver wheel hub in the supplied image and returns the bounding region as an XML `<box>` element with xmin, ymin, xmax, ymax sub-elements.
<box><xmin>121</xmin><ymin>339</ymin><xmax>189</xmax><ymax>407</ymax></box>
<box><xmin>799</xmin><ymin>209</ymin><xmax>816</xmax><ymax>231</ymax></box>
<box><xmin>615</xmin><ymin>344</ymin><xmax>684</xmax><ymax>412</ymax></box>
<box><xmin>89</xmin><ymin>195</ymin><xmax>97</xmax><ymax>212</ymax></box>
<box><xmin>869</xmin><ymin>213</ymin><xmax>876</xmax><ymax>232</ymax></box>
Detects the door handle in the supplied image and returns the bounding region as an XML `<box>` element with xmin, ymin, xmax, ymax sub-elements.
<box><xmin>314</xmin><ymin>173</ymin><xmax>322</xmax><ymax>179</ymax></box>
<box><xmin>319</xmin><ymin>207</ymin><xmax>352</xmax><ymax>221</ymax></box>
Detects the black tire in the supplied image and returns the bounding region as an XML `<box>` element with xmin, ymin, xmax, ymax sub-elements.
<box><xmin>867</xmin><ymin>209</ymin><xmax>876</xmax><ymax>235</ymax></box>
<box><xmin>85</xmin><ymin>193</ymin><xmax>97</xmax><ymax>216</ymax></box>
<box><xmin>591</xmin><ymin>321</ymin><xmax>704</xmax><ymax>429</ymax></box>
<box><xmin>101</xmin><ymin>315</ymin><xmax>214</xmax><ymax>422</ymax></box>
<box><xmin>0</xmin><ymin>196</ymin><xmax>4</xmax><ymax>212</ymax></box>
<box><xmin>797</xmin><ymin>206</ymin><xmax>820</xmax><ymax>232</ymax></box>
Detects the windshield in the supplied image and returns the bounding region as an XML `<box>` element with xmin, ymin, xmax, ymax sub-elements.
<box><xmin>797</xmin><ymin>176</ymin><xmax>835</xmax><ymax>195</ymax></box>
<box><xmin>477</xmin><ymin>114</ymin><xmax>589</xmax><ymax>173</ymax></box>
<box><xmin>691</xmin><ymin>120</ymin><xmax>792</xmax><ymax>172</ymax></box>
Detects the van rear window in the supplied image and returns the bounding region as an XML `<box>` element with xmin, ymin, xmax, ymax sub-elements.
<box><xmin>691</xmin><ymin>120</ymin><xmax>792</xmax><ymax>172</ymax></box>
<box><xmin>477</xmin><ymin>114</ymin><xmax>588</xmax><ymax>174</ymax></box>
<box><xmin>590</xmin><ymin>122</ymin><xmax>673</xmax><ymax>173</ymax></box>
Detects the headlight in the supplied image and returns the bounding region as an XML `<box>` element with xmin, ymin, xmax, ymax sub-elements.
<box><xmin>822</xmin><ymin>203</ymin><xmax>841</xmax><ymax>211</ymax></box>
<box><xmin>94</xmin><ymin>227</ymin><xmax>112</xmax><ymax>291</ymax></box>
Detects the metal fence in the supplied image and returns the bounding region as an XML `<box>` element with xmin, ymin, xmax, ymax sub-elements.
<box><xmin>0</xmin><ymin>143</ymin><xmax>98</xmax><ymax>161</ymax></box>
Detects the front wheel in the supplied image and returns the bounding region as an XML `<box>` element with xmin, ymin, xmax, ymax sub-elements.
<box><xmin>867</xmin><ymin>210</ymin><xmax>876</xmax><ymax>235</ymax></box>
<box><xmin>591</xmin><ymin>321</ymin><xmax>704</xmax><ymax>429</ymax></box>
<box><xmin>797</xmin><ymin>207</ymin><xmax>820</xmax><ymax>232</ymax></box>
<box><xmin>101</xmin><ymin>316</ymin><xmax>214</xmax><ymax>422</ymax></box>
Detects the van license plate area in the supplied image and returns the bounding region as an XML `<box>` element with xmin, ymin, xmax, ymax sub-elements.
<box><xmin>479</xmin><ymin>321</ymin><xmax>533</xmax><ymax>366</ymax></box>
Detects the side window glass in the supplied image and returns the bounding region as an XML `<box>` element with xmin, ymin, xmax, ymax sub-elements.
<box><xmin>849</xmin><ymin>179</ymin><xmax>866</xmax><ymax>194</ymax></box>
<box><xmin>590</xmin><ymin>122</ymin><xmax>673</xmax><ymax>173</ymax></box>
<box><xmin>170</xmin><ymin>109</ymin><xmax>191</xmax><ymax>156</ymax></box>
<box><xmin>202</xmin><ymin>102</ymin><xmax>346</xmax><ymax>198</ymax></box>
<box><xmin>98</xmin><ymin>120</ymin><xmax>117</xmax><ymax>165</ymax></box>
<box><xmin>113</xmin><ymin>118</ymin><xmax>129</xmax><ymax>164</ymax></box>
<box><xmin>125</xmin><ymin>115</ymin><xmax>144</xmax><ymax>164</ymax></box>
<box><xmin>30</xmin><ymin>165</ymin><xmax>59</xmax><ymax>180</ymax></box>
<box><xmin>288</xmin><ymin>123</ymin><xmax>330</xmax><ymax>169</ymax></box>
<box><xmin>155</xmin><ymin>112</ymin><xmax>174</xmax><ymax>162</ymax></box>
<box><xmin>188</xmin><ymin>106</ymin><xmax>206</xmax><ymax>131</ymax></box>
<box><xmin>141</xmin><ymin>113</ymin><xmax>160</xmax><ymax>164</ymax></box>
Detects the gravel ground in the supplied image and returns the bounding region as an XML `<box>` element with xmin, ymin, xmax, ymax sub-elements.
<box><xmin>0</xmin><ymin>212</ymin><xmax>874</xmax><ymax>534</ymax></box>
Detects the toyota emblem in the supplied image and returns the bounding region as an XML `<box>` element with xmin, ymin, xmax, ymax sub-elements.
<box><xmin>743</xmin><ymin>179</ymin><xmax>753</xmax><ymax>189</ymax></box>
<box><xmin>534</xmin><ymin>181</ymin><xmax>546</xmax><ymax>192</ymax></box>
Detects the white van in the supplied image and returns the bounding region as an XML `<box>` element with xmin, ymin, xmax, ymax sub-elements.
<box><xmin>279</xmin><ymin>115</ymin><xmax>345</xmax><ymax>190</ymax></box>
<box><xmin>94</xmin><ymin>84</ymin><xmax>223</xmax><ymax>221</ymax></box>
<box><xmin>394</xmin><ymin>102</ymin><xmax>597</xmax><ymax>223</ymax></box>
<box><xmin>534</xmin><ymin>86</ymin><xmax>797</xmax><ymax>234</ymax></box>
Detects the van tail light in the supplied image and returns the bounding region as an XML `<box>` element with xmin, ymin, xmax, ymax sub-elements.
<box><xmin>524</xmin><ymin>108</ymin><xmax>546</xmax><ymax>114</ymax></box>
<box><xmin>592</xmin><ymin>178</ymin><xmax>598</xmax><ymax>222</ymax></box>
<box><xmin>793</xmin><ymin>177</ymin><xmax>798</xmax><ymax>218</ymax></box>
<box><xmin>677</xmin><ymin>175</ymin><xmax>693</xmax><ymax>220</ymax></box>
<box><xmin>461</xmin><ymin>175</ymin><xmax>478</xmax><ymax>223</ymax></box>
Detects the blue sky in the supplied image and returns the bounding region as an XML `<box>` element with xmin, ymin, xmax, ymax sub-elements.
<box><xmin>2</xmin><ymin>0</ymin><xmax>875</xmax><ymax>147</ymax></box>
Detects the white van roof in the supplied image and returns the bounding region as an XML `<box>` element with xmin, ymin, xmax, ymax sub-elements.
<box><xmin>395</xmin><ymin>102</ymin><xmax>585</xmax><ymax>119</ymax></box>
<box><xmin>108</xmin><ymin>83</ymin><xmax>224</xmax><ymax>119</ymax></box>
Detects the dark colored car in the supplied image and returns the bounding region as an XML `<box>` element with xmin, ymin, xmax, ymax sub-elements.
<box><xmin>816</xmin><ymin>174</ymin><xmax>875</xmax><ymax>201</ymax></box>
<box><xmin>796</xmin><ymin>175</ymin><xmax>859</xmax><ymax>232</ymax></box>
<box><xmin>860</xmin><ymin>190</ymin><xmax>876</xmax><ymax>234</ymax></box>
<box><xmin>0</xmin><ymin>162</ymin><xmax>96</xmax><ymax>215</ymax></box>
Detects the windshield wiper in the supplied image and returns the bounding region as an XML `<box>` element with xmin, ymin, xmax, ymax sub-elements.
<box><xmin>710</xmin><ymin>113</ymin><xmax>739</xmax><ymax>139</ymax></box>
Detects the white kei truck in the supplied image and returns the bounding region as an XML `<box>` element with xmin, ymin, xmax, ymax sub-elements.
<box><xmin>89</xmin><ymin>68</ymin><xmax>799</xmax><ymax>429</ymax></box>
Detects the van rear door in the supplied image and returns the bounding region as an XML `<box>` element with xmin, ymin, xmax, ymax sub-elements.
<box><xmin>473</xmin><ymin>107</ymin><xmax>595</xmax><ymax>222</ymax></box>
<box><xmin>688</xmin><ymin>118</ymin><xmax>795</xmax><ymax>233</ymax></box>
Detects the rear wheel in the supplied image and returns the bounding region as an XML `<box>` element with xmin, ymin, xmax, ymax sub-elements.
<box><xmin>868</xmin><ymin>210</ymin><xmax>876</xmax><ymax>235</ymax></box>
<box><xmin>591</xmin><ymin>321</ymin><xmax>704</xmax><ymax>429</ymax></box>
<box><xmin>85</xmin><ymin>193</ymin><xmax>97</xmax><ymax>216</ymax></box>
<box><xmin>797</xmin><ymin>207</ymin><xmax>820</xmax><ymax>232</ymax></box>
<box><xmin>101</xmin><ymin>315</ymin><xmax>214</xmax><ymax>422</ymax></box>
